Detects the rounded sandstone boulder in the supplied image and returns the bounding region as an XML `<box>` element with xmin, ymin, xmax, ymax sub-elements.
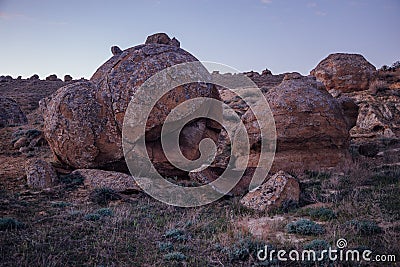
<box><xmin>310</xmin><ymin>53</ymin><xmax>376</xmax><ymax>93</ymax></box>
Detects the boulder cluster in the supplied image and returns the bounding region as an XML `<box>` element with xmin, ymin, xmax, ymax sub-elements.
<box><xmin>26</xmin><ymin>33</ymin><xmax>396</xmax><ymax>210</ymax></box>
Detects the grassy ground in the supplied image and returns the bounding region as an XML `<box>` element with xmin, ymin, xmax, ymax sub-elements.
<box><xmin>1</xmin><ymin>156</ymin><xmax>399</xmax><ymax>266</ymax></box>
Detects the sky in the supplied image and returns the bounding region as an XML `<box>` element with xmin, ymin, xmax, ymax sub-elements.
<box><xmin>0</xmin><ymin>0</ymin><xmax>399</xmax><ymax>79</ymax></box>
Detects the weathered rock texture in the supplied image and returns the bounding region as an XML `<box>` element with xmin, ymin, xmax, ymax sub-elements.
<box><xmin>240</xmin><ymin>171</ymin><xmax>300</xmax><ymax>212</ymax></box>
<box><xmin>0</xmin><ymin>97</ymin><xmax>28</xmax><ymax>128</ymax></box>
<box><xmin>42</xmin><ymin>33</ymin><xmax>221</xmax><ymax>176</ymax></box>
<box><xmin>311</xmin><ymin>54</ymin><xmax>400</xmax><ymax>141</ymax></box>
<box><xmin>25</xmin><ymin>159</ymin><xmax>57</xmax><ymax>189</ymax></box>
<box><xmin>71</xmin><ymin>169</ymin><xmax>141</xmax><ymax>193</ymax></box>
<box><xmin>310</xmin><ymin>53</ymin><xmax>376</xmax><ymax>93</ymax></box>
<box><xmin>215</xmin><ymin>73</ymin><xmax>352</xmax><ymax>173</ymax></box>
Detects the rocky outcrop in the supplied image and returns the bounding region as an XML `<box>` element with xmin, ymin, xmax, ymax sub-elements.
<box><xmin>240</xmin><ymin>171</ymin><xmax>300</xmax><ymax>212</ymax></box>
<box><xmin>349</xmin><ymin>91</ymin><xmax>400</xmax><ymax>139</ymax></box>
<box><xmin>0</xmin><ymin>97</ymin><xmax>28</xmax><ymax>128</ymax></box>
<box><xmin>42</xmin><ymin>33</ymin><xmax>221</xmax><ymax>176</ymax></box>
<box><xmin>145</xmin><ymin>33</ymin><xmax>180</xmax><ymax>47</ymax></box>
<box><xmin>25</xmin><ymin>159</ymin><xmax>58</xmax><ymax>189</ymax></box>
<box><xmin>71</xmin><ymin>169</ymin><xmax>142</xmax><ymax>193</ymax></box>
<box><xmin>310</xmin><ymin>53</ymin><xmax>376</xmax><ymax>93</ymax></box>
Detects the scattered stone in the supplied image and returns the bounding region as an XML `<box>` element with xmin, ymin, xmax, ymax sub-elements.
<box><xmin>64</xmin><ymin>74</ymin><xmax>73</xmax><ymax>82</ymax></box>
<box><xmin>29</xmin><ymin>74</ymin><xmax>39</xmax><ymax>80</ymax></box>
<box><xmin>111</xmin><ymin>46</ymin><xmax>122</xmax><ymax>55</ymax></box>
<box><xmin>70</xmin><ymin>169</ymin><xmax>142</xmax><ymax>193</ymax></box>
<box><xmin>0</xmin><ymin>75</ymin><xmax>13</xmax><ymax>82</ymax></box>
<box><xmin>13</xmin><ymin>137</ymin><xmax>29</xmax><ymax>149</ymax></box>
<box><xmin>25</xmin><ymin>159</ymin><xmax>58</xmax><ymax>189</ymax></box>
<box><xmin>45</xmin><ymin>74</ymin><xmax>59</xmax><ymax>81</ymax></box>
<box><xmin>240</xmin><ymin>171</ymin><xmax>300</xmax><ymax>212</ymax></box>
<box><xmin>0</xmin><ymin>97</ymin><xmax>28</xmax><ymax>128</ymax></box>
<box><xmin>310</xmin><ymin>53</ymin><xmax>376</xmax><ymax>93</ymax></box>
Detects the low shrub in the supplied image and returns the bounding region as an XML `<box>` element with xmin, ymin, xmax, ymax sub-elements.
<box><xmin>308</xmin><ymin>207</ymin><xmax>337</xmax><ymax>221</ymax></box>
<box><xmin>286</xmin><ymin>219</ymin><xmax>325</xmax><ymax>235</ymax></box>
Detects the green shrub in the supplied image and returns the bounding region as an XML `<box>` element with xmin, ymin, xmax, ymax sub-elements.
<box><xmin>163</xmin><ymin>251</ymin><xmax>186</xmax><ymax>261</ymax></box>
<box><xmin>164</xmin><ymin>228</ymin><xmax>187</xmax><ymax>241</ymax></box>
<box><xmin>84</xmin><ymin>213</ymin><xmax>101</xmax><ymax>221</ymax></box>
<box><xmin>60</xmin><ymin>173</ymin><xmax>84</xmax><ymax>189</ymax></box>
<box><xmin>347</xmin><ymin>220</ymin><xmax>382</xmax><ymax>235</ymax></box>
<box><xmin>0</xmin><ymin>217</ymin><xmax>24</xmax><ymax>230</ymax></box>
<box><xmin>51</xmin><ymin>201</ymin><xmax>72</xmax><ymax>208</ymax></box>
<box><xmin>286</xmin><ymin>219</ymin><xmax>325</xmax><ymax>235</ymax></box>
<box><xmin>303</xmin><ymin>239</ymin><xmax>330</xmax><ymax>266</ymax></box>
<box><xmin>308</xmin><ymin>207</ymin><xmax>337</xmax><ymax>221</ymax></box>
<box><xmin>224</xmin><ymin>237</ymin><xmax>264</xmax><ymax>262</ymax></box>
<box><xmin>157</xmin><ymin>241</ymin><xmax>173</xmax><ymax>252</ymax></box>
<box><xmin>96</xmin><ymin>208</ymin><xmax>113</xmax><ymax>217</ymax></box>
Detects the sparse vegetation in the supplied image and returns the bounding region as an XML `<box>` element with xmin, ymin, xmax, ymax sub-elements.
<box><xmin>163</xmin><ymin>251</ymin><xmax>187</xmax><ymax>261</ymax></box>
<box><xmin>89</xmin><ymin>187</ymin><xmax>121</xmax><ymax>205</ymax></box>
<box><xmin>286</xmin><ymin>219</ymin><xmax>325</xmax><ymax>235</ymax></box>
<box><xmin>0</xmin><ymin>217</ymin><xmax>24</xmax><ymax>231</ymax></box>
<box><xmin>347</xmin><ymin>219</ymin><xmax>382</xmax><ymax>235</ymax></box>
<box><xmin>369</xmin><ymin>80</ymin><xmax>388</xmax><ymax>95</ymax></box>
<box><xmin>308</xmin><ymin>207</ymin><xmax>337</xmax><ymax>221</ymax></box>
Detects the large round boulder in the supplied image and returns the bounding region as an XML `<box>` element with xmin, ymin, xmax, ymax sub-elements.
<box><xmin>219</xmin><ymin>73</ymin><xmax>351</xmax><ymax>173</ymax></box>
<box><xmin>42</xmin><ymin>33</ymin><xmax>221</xmax><ymax>176</ymax></box>
<box><xmin>265</xmin><ymin>73</ymin><xmax>351</xmax><ymax>170</ymax></box>
<box><xmin>310</xmin><ymin>53</ymin><xmax>376</xmax><ymax>93</ymax></box>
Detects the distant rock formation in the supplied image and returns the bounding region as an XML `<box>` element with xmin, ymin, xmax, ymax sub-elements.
<box><xmin>64</xmin><ymin>74</ymin><xmax>73</xmax><ymax>82</ymax></box>
<box><xmin>29</xmin><ymin>74</ymin><xmax>39</xmax><ymax>80</ymax></box>
<box><xmin>46</xmin><ymin>74</ymin><xmax>59</xmax><ymax>81</ymax></box>
<box><xmin>310</xmin><ymin>53</ymin><xmax>376</xmax><ymax>93</ymax></box>
<box><xmin>0</xmin><ymin>97</ymin><xmax>28</xmax><ymax>128</ymax></box>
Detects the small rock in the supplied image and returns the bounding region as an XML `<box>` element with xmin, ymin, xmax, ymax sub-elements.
<box><xmin>71</xmin><ymin>169</ymin><xmax>142</xmax><ymax>193</ymax></box>
<box><xmin>145</xmin><ymin>33</ymin><xmax>180</xmax><ymax>47</ymax></box>
<box><xmin>45</xmin><ymin>74</ymin><xmax>58</xmax><ymax>81</ymax></box>
<box><xmin>29</xmin><ymin>74</ymin><xmax>39</xmax><ymax>80</ymax></box>
<box><xmin>111</xmin><ymin>46</ymin><xmax>122</xmax><ymax>56</ymax></box>
<box><xmin>145</xmin><ymin>32</ymin><xmax>171</xmax><ymax>45</ymax></box>
<box><xmin>169</xmin><ymin>37</ymin><xmax>180</xmax><ymax>47</ymax></box>
<box><xmin>240</xmin><ymin>171</ymin><xmax>300</xmax><ymax>212</ymax></box>
<box><xmin>13</xmin><ymin>137</ymin><xmax>28</xmax><ymax>149</ymax></box>
<box><xmin>64</xmin><ymin>75</ymin><xmax>73</xmax><ymax>82</ymax></box>
<box><xmin>19</xmin><ymin>146</ymin><xmax>30</xmax><ymax>153</ymax></box>
<box><xmin>25</xmin><ymin>159</ymin><xmax>58</xmax><ymax>189</ymax></box>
